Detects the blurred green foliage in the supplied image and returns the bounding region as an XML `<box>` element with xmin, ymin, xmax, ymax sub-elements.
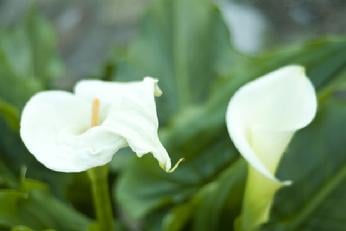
<box><xmin>0</xmin><ymin>6</ymin><xmax>89</xmax><ymax>231</ymax></box>
<box><xmin>0</xmin><ymin>0</ymin><xmax>345</xmax><ymax>230</ymax></box>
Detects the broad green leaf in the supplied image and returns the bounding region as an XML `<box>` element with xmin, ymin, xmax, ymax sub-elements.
<box><xmin>117</xmin><ymin>133</ymin><xmax>236</xmax><ymax>219</ymax></box>
<box><xmin>114</xmin><ymin>0</ymin><xmax>240</xmax><ymax>123</ymax></box>
<box><xmin>163</xmin><ymin>160</ymin><xmax>246</xmax><ymax>231</ymax></box>
<box><xmin>0</xmin><ymin>5</ymin><xmax>63</xmax><ymax>89</ymax></box>
<box><xmin>261</xmin><ymin>89</ymin><xmax>346</xmax><ymax>231</ymax></box>
<box><xmin>0</xmin><ymin>5</ymin><xmax>63</xmax><ymax>108</ymax></box>
<box><xmin>0</xmin><ymin>179</ymin><xmax>90</xmax><ymax>231</ymax></box>
<box><xmin>0</xmin><ymin>6</ymin><xmax>69</xmax><ymax>197</ymax></box>
<box><xmin>0</xmin><ymin>50</ymin><xmax>41</xmax><ymax>108</ymax></box>
<box><xmin>11</xmin><ymin>226</ymin><xmax>35</xmax><ymax>231</ymax></box>
<box><xmin>116</xmin><ymin>36</ymin><xmax>346</xmax><ymax>230</ymax></box>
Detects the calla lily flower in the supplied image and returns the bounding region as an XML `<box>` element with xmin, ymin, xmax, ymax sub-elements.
<box><xmin>20</xmin><ymin>77</ymin><xmax>181</xmax><ymax>173</ymax></box>
<box><xmin>226</xmin><ymin>65</ymin><xmax>317</xmax><ymax>231</ymax></box>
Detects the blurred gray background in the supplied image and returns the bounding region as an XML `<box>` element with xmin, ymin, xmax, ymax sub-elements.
<box><xmin>0</xmin><ymin>0</ymin><xmax>345</xmax><ymax>82</ymax></box>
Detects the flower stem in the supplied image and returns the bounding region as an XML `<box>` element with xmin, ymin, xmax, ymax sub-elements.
<box><xmin>235</xmin><ymin>166</ymin><xmax>282</xmax><ymax>231</ymax></box>
<box><xmin>88</xmin><ymin>165</ymin><xmax>115</xmax><ymax>231</ymax></box>
<box><xmin>88</xmin><ymin>98</ymin><xmax>114</xmax><ymax>230</ymax></box>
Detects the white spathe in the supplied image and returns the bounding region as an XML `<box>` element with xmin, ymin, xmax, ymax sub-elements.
<box><xmin>226</xmin><ymin>65</ymin><xmax>317</xmax><ymax>184</ymax></box>
<box><xmin>20</xmin><ymin>77</ymin><xmax>175</xmax><ymax>172</ymax></box>
<box><xmin>226</xmin><ymin>65</ymin><xmax>318</xmax><ymax>231</ymax></box>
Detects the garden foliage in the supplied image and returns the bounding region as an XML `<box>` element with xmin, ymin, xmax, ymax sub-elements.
<box><xmin>0</xmin><ymin>0</ymin><xmax>345</xmax><ymax>230</ymax></box>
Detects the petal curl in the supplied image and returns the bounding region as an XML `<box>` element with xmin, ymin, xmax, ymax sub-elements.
<box><xmin>20</xmin><ymin>91</ymin><xmax>125</xmax><ymax>172</ymax></box>
<box><xmin>74</xmin><ymin>77</ymin><xmax>173</xmax><ymax>171</ymax></box>
<box><xmin>226</xmin><ymin>65</ymin><xmax>317</xmax><ymax>183</ymax></box>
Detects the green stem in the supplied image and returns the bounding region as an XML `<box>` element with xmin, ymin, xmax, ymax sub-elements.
<box><xmin>235</xmin><ymin>166</ymin><xmax>282</xmax><ymax>231</ymax></box>
<box><xmin>88</xmin><ymin>165</ymin><xmax>115</xmax><ymax>231</ymax></box>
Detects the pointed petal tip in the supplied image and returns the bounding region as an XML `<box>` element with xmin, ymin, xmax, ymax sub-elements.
<box><xmin>260</xmin><ymin>169</ymin><xmax>292</xmax><ymax>187</ymax></box>
<box><xmin>161</xmin><ymin>158</ymin><xmax>184</xmax><ymax>173</ymax></box>
<box><xmin>144</xmin><ymin>76</ymin><xmax>162</xmax><ymax>97</ymax></box>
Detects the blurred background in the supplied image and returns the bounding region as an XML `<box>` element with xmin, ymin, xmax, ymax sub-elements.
<box><xmin>0</xmin><ymin>0</ymin><xmax>345</xmax><ymax>230</ymax></box>
<box><xmin>1</xmin><ymin>0</ymin><xmax>345</xmax><ymax>83</ymax></box>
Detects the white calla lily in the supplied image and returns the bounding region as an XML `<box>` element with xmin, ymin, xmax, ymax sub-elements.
<box><xmin>20</xmin><ymin>77</ymin><xmax>179</xmax><ymax>173</ymax></box>
<box><xmin>226</xmin><ymin>65</ymin><xmax>317</xmax><ymax>231</ymax></box>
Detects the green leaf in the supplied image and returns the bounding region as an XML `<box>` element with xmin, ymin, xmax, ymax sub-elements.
<box><xmin>0</xmin><ymin>5</ymin><xmax>63</xmax><ymax>108</ymax></box>
<box><xmin>261</xmin><ymin>92</ymin><xmax>346</xmax><ymax>231</ymax></box>
<box><xmin>163</xmin><ymin>160</ymin><xmax>246</xmax><ymax>231</ymax></box>
<box><xmin>0</xmin><ymin>5</ymin><xmax>63</xmax><ymax>89</ymax></box>
<box><xmin>0</xmin><ymin>6</ymin><xmax>68</xmax><ymax>197</ymax></box>
<box><xmin>0</xmin><ymin>179</ymin><xmax>90</xmax><ymax>231</ymax></box>
<box><xmin>0</xmin><ymin>51</ymin><xmax>41</xmax><ymax>108</ymax></box>
<box><xmin>117</xmin><ymin>130</ymin><xmax>237</xmax><ymax>219</ymax></box>
<box><xmin>116</xmin><ymin>36</ymin><xmax>346</xmax><ymax>230</ymax></box>
<box><xmin>0</xmin><ymin>100</ymin><xmax>19</xmax><ymax>131</ymax></box>
<box><xmin>11</xmin><ymin>225</ymin><xmax>35</xmax><ymax>231</ymax></box>
<box><xmin>115</xmin><ymin>0</ymin><xmax>239</xmax><ymax>123</ymax></box>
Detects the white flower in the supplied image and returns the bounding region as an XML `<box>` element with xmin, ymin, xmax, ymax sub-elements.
<box><xmin>226</xmin><ymin>65</ymin><xmax>317</xmax><ymax>183</ymax></box>
<box><xmin>226</xmin><ymin>65</ymin><xmax>317</xmax><ymax>230</ymax></box>
<box><xmin>20</xmin><ymin>77</ymin><xmax>181</xmax><ymax>173</ymax></box>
